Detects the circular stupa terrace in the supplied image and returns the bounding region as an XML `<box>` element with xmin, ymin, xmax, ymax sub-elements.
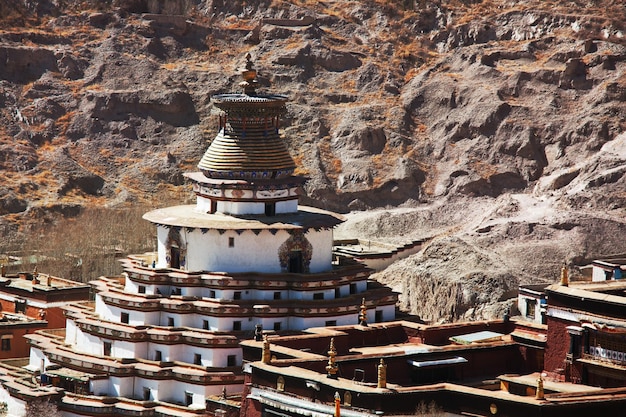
<box><xmin>143</xmin><ymin>204</ymin><xmax>343</xmax><ymax>230</ymax></box>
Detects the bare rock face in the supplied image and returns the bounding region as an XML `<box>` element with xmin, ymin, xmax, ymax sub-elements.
<box><xmin>381</xmin><ymin>237</ymin><xmax>518</xmax><ymax>322</ymax></box>
<box><xmin>1</xmin><ymin>0</ymin><xmax>625</xmax><ymax>321</ymax></box>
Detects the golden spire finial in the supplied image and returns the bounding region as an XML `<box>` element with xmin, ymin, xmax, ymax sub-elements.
<box><xmin>358</xmin><ymin>298</ymin><xmax>368</xmax><ymax>326</ymax></box>
<box><xmin>239</xmin><ymin>53</ymin><xmax>258</xmax><ymax>96</ymax></box>
<box><xmin>326</xmin><ymin>337</ymin><xmax>338</xmax><ymax>378</ymax></box>
<box><xmin>377</xmin><ymin>358</ymin><xmax>387</xmax><ymax>388</ymax></box>
<box><xmin>262</xmin><ymin>334</ymin><xmax>271</xmax><ymax>364</ymax></box>
<box><xmin>536</xmin><ymin>373</ymin><xmax>545</xmax><ymax>400</ymax></box>
<box><xmin>560</xmin><ymin>264</ymin><xmax>568</xmax><ymax>286</ymax></box>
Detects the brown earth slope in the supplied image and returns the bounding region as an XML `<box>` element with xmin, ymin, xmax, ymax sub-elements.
<box><xmin>0</xmin><ymin>0</ymin><xmax>625</xmax><ymax>321</ymax></box>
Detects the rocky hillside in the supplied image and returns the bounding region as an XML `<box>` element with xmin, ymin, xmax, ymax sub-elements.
<box><xmin>1</xmin><ymin>0</ymin><xmax>625</xmax><ymax>321</ymax></box>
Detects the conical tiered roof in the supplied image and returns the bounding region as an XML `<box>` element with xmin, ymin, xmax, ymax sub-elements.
<box><xmin>198</xmin><ymin>54</ymin><xmax>296</xmax><ymax>179</ymax></box>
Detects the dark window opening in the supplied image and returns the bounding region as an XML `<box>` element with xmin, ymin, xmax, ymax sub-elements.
<box><xmin>210</xmin><ymin>290</ymin><xmax>216</xmax><ymax>298</ymax></box>
<box><xmin>228</xmin><ymin>237</ymin><xmax>235</xmax><ymax>247</ymax></box>
<box><xmin>167</xmin><ymin>317</ymin><xmax>175</xmax><ymax>327</ymax></box>
<box><xmin>265</xmin><ymin>202</ymin><xmax>276</xmax><ymax>216</ymax></box>
<box><xmin>569</xmin><ymin>332</ymin><xmax>582</xmax><ymax>360</ymax></box>
<box><xmin>203</xmin><ymin>320</ymin><xmax>209</xmax><ymax>330</ymax></box>
<box><xmin>273</xmin><ymin>322</ymin><xmax>281</xmax><ymax>331</ymax></box>
<box><xmin>1</xmin><ymin>338</ymin><xmax>11</xmax><ymax>351</ymax></box>
<box><xmin>143</xmin><ymin>387</ymin><xmax>151</xmax><ymax>401</ymax></box>
<box><xmin>194</xmin><ymin>353</ymin><xmax>202</xmax><ymax>365</ymax></box>
<box><xmin>185</xmin><ymin>392</ymin><xmax>193</xmax><ymax>406</ymax></box>
<box><xmin>210</xmin><ymin>199</ymin><xmax>218</xmax><ymax>214</ymax></box>
<box><xmin>325</xmin><ymin>320</ymin><xmax>337</xmax><ymax>327</ymax></box>
<box><xmin>227</xmin><ymin>355</ymin><xmax>237</xmax><ymax>367</ymax></box>
<box><xmin>138</xmin><ymin>286</ymin><xmax>146</xmax><ymax>294</ymax></box>
<box><xmin>375</xmin><ymin>310</ymin><xmax>383</xmax><ymax>323</ymax></box>
<box><xmin>170</xmin><ymin>246</ymin><xmax>180</xmax><ymax>269</ymax></box>
<box><xmin>313</xmin><ymin>292</ymin><xmax>324</xmax><ymax>300</ymax></box>
<box><xmin>288</xmin><ymin>250</ymin><xmax>303</xmax><ymax>273</ymax></box>
<box><xmin>14</xmin><ymin>299</ymin><xmax>26</xmax><ymax>314</ymax></box>
<box><xmin>335</xmin><ymin>288</ymin><xmax>341</xmax><ymax>298</ymax></box>
<box><xmin>121</xmin><ymin>312</ymin><xmax>129</xmax><ymax>324</ymax></box>
<box><xmin>410</xmin><ymin>363</ymin><xmax>461</xmax><ymax>384</ymax></box>
<box><xmin>103</xmin><ymin>341</ymin><xmax>112</xmax><ymax>356</ymax></box>
<box><xmin>233</xmin><ymin>291</ymin><xmax>242</xmax><ymax>300</ymax></box>
<box><xmin>349</xmin><ymin>283</ymin><xmax>357</xmax><ymax>294</ymax></box>
<box><xmin>526</xmin><ymin>299</ymin><xmax>537</xmax><ymax>319</ymax></box>
<box><xmin>273</xmin><ymin>291</ymin><xmax>281</xmax><ymax>300</ymax></box>
<box><xmin>233</xmin><ymin>321</ymin><xmax>242</xmax><ymax>331</ymax></box>
<box><xmin>154</xmin><ymin>350</ymin><xmax>162</xmax><ymax>361</ymax></box>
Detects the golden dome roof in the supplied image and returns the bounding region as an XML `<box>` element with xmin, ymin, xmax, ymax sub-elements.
<box><xmin>198</xmin><ymin>55</ymin><xmax>296</xmax><ymax>179</ymax></box>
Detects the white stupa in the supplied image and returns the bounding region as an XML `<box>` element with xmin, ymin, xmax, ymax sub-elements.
<box><xmin>14</xmin><ymin>55</ymin><xmax>398</xmax><ymax>416</ymax></box>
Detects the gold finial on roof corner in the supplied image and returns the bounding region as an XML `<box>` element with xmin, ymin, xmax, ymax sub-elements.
<box><xmin>262</xmin><ymin>334</ymin><xmax>271</xmax><ymax>364</ymax></box>
<box><xmin>239</xmin><ymin>53</ymin><xmax>259</xmax><ymax>96</ymax></box>
<box><xmin>326</xmin><ymin>337</ymin><xmax>338</xmax><ymax>378</ymax></box>
<box><xmin>359</xmin><ymin>297</ymin><xmax>368</xmax><ymax>326</ymax></box>
<box><xmin>560</xmin><ymin>264</ymin><xmax>568</xmax><ymax>287</ymax></box>
<box><xmin>377</xmin><ymin>358</ymin><xmax>387</xmax><ymax>388</ymax></box>
<box><xmin>536</xmin><ymin>373</ymin><xmax>545</xmax><ymax>400</ymax></box>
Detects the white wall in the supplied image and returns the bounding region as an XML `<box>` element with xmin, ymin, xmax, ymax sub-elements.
<box><xmin>27</xmin><ymin>346</ymin><xmax>49</xmax><ymax>372</ymax></box>
<box><xmin>65</xmin><ymin>318</ymin><xmax>78</xmax><ymax>346</ymax></box>
<box><xmin>285</xmin><ymin>306</ymin><xmax>395</xmax><ymax>331</ymax></box>
<box><xmin>196</xmin><ymin>196</ymin><xmax>298</xmax><ymax>216</ymax></box>
<box><xmin>73</xmin><ymin>328</ymin><xmax>102</xmax><ymax>355</ymax></box>
<box><xmin>156</xmin><ymin>227</ymin><xmax>334</xmax><ymax>274</ymax></box>
<box><xmin>109</xmin><ymin>376</ymin><xmax>134</xmax><ymax>397</ymax></box>
<box><xmin>0</xmin><ymin>383</ymin><xmax>26</xmax><ymax>417</ymax></box>
<box><xmin>91</xmin><ymin>378</ymin><xmax>109</xmax><ymax>397</ymax></box>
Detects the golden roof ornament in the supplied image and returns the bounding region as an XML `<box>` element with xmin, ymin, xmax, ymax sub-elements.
<box><xmin>262</xmin><ymin>334</ymin><xmax>271</xmax><ymax>364</ymax></box>
<box><xmin>326</xmin><ymin>337</ymin><xmax>338</xmax><ymax>379</ymax></box>
<box><xmin>239</xmin><ymin>53</ymin><xmax>259</xmax><ymax>96</ymax></box>
<box><xmin>536</xmin><ymin>373</ymin><xmax>545</xmax><ymax>400</ymax></box>
<box><xmin>560</xmin><ymin>264</ymin><xmax>569</xmax><ymax>287</ymax></box>
<box><xmin>358</xmin><ymin>298</ymin><xmax>368</xmax><ymax>326</ymax></box>
<box><xmin>377</xmin><ymin>358</ymin><xmax>387</xmax><ymax>388</ymax></box>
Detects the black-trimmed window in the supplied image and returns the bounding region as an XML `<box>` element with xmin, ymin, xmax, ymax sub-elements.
<box><xmin>233</xmin><ymin>321</ymin><xmax>242</xmax><ymax>331</ymax></box>
<box><xmin>526</xmin><ymin>299</ymin><xmax>537</xmax><ymax>319</ymax></box>
<box><xmin>227</xmin><ymin>355</ymin><xmax>237</xmax><ymax>366</ymax></box>
<box><xmin>15</xmin><ymin>299</ymin><xmax>26</xmax><ymax>314</ymax></box>
<box><xmin>375</xmin><ymin>310</ymin><xmax>383</xmax><ymax>323</ymax></box>
<box><xmin>1</xmin><ymin>336</ymin><xmax>11</xmax><ymax>351</ymax></box>
<box><xmin>194</xmin><ymin>353</ymin><xmax>202</xmax><ymax>365</ymax></box>
<box><xmin>120</xmin><ymin>312</ymin><xmax>129</xmax><ymax>324</ymax></box>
